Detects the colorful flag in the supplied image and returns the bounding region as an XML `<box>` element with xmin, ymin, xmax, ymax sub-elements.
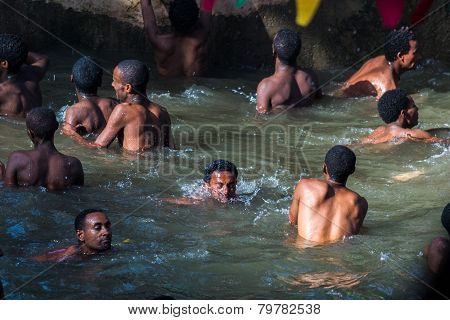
<box><xmin>376</xmin><ymin>0</ymin><xmax>405</xmax><ymax>29</ymax></box>
<box><xmin>295</xmin><ymin>0</ymin><xmax>322</xmax><ymax>27</ymax></box>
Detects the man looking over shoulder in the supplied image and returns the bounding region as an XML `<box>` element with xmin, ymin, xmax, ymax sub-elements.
<box><xmin>289</xmin><ymin>145</ymin><xmax>368</xmax><ymax>244</ymax></box>
<box><xmin>63</xmin><ymin>56</ymin><xmax>117</xmax><ymax>140</ymax></box>
<box><xmin>0</xmin><ymin>34</ymin><xmax>49</xmax><ymax>117</ymax></box>
<box><xmin>140</xmin><ymin>0</ymin><xmax>213</xmax><ymax>77</ymax></box>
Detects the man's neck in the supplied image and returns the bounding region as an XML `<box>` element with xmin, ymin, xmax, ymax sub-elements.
<box><xmin>33</xmin><ymin>139</ymin><xmax>57</xmax><ymax>152</ymax></box>
<box><xmin>275</xmin><ymin>59</ymin><xmax>296</xmax><ymax>74</ymax></box>
<box><xmin>0</xmin><ymin>70</ymin><xmax>14</xmax><ymax>83</ymax></box>
<box><xmin>124</xmin><ymin>93</ymin><xmax>149</xmax><ymax>105</ymax></box>
<box><xmin>389</xmin><ymin>59</ymin><xmax>402</xmax><ymax>82</ymax></box>
<box><xmin>77</xmin><ymin>90</ymin><xmax>98</xmax><ymax>102</ymax></box>
<box><xmin>324</xmin><ymin>177</ymin><xmax>347</xmax><ymax>187</ymax></box>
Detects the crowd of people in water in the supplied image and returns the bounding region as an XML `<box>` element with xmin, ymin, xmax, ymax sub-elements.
<box><xmin>0</xmin><ymin>0</ymin><xmax>448</xmax><ymax>299</ymax></box>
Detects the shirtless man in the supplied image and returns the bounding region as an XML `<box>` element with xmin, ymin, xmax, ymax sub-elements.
<box><xmin>289</xmin><ymin>145</ymin><xmax>368</xmax><ymax>244</ymax></box>
<box><xmin>72</xmin><ymin>59</ymin><xmax>174</xmax><ymax>151</ymax></box>
<box><xmin>424</xmin><ymin>204</ymin><xmax>450</xmax><ymax>274</ymax></box>
<box><xmin>164</xmin><ymin>159</ymin><xmax>238</xmax><ymax>204</ymax></box>
<box><xmin>140</xmin><ymin>0</ymin><xmax>212</xmax><ymax>77</ymax></box>
<box><xmin>34</xmin><ymin>209</ymin><xmax>112</xmax><ymax>262</ymax></box>
<box><xmin>4</xmin><ymin>107</ymin><xmax>84</xmax><ymax>190</ymax></box>
<box><xmin>340</xmin><ymin>27</ymin><xmax>417</xmax><ymax>99</ymax></box>
<box><xmin>63</xmin><ymin>56</ymin><xmax>117</xmax><ymax>140</ymax></box>
<box><xmin>0</xmin><ymin>34</ymin><xmax>49</xmax><ymax>117</ymax></box>
<box><xmin>256</xmin><ymin>29</ymin><xmax>321</xmax><ymax>114</ymax></box>
<box><xmin>361</xmin><ymin>89</ymin><xmax>448</xmax><ymax>144</ymax></box>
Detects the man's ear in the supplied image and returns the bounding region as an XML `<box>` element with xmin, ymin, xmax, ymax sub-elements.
<box><xmin>396</xmin><ymin>51</ymin><xmax>405</xmax><ymax>63</ymax></box>
<box><xmin>76</xmin><ymin>230</ymin><xmax>84</xmax><ymax>242</ymax></box>
<box><xmin>323</xmin><ymin>164</ymin><xmax>328</xmax><ymax>175</ymax></box>
<box><xmin>26</xmin><ymin>128</ymin><xmax>34</xmax><ymax>140</ymax></box>
<box><xmin>0</xmin><ymin>60</ymin><xmax>8</xmax><ymax>70</ymax></box>
<box><xmin>124</xmin><ymin>84</ymin><xmax>132</xmax><ymax>94</ymax></box>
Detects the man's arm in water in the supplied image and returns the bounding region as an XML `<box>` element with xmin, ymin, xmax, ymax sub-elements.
<box><xmin>140</xmin><ymin>0</ymin><xmax>168</xmax><ymax>51</ymax></box>
<box><xmin>33</xmin><ymin>245</ymin><xmax>80</xmax><ymax>262</ymax></box>
<box><xmin>62</xmin><ymin>106</ymin><xmax>86</xmax><ymax>142</ymax></box>
<box><xmin>26</xmin><ymin>52</ymin><xmax>49</xmax><ymax>81</ymax></box>
<box><xmin>256</xmin><ymin>79</ymin><xmax>272</xmax><ymax>114</ymax></box>
<box><xmin>162</xmin><ymin>197</ymin><xmax>203</xmax><ymax>205</ymax></box>
<box><xmin>289</xmin><ymin>181</ymin><xmax>302</xmax><ymax>225</ymax></box>
<box><xmin>4</xmin><ymin>152</ymin><xmax>28</xmax><ymax>187</ymax></box>
<box><xmin>406</xmin><ymin>128</ymin><xmax>449</xmax><ymax>144</ymax></box>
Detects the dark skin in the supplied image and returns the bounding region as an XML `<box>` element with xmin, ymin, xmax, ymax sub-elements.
<box><xmin>289</xmin><ymin>164</ymin><xmax>368</xmax><ymax>244</ymax></box>
<box><xmin>163</xmin><ymin>170</ymin><xmax>237</xmax><ymax>205</ymax></box>
<box><xmin>140</xmin><ymin>0</ymin><xmax>212</xmax><ymax>77</ymax></box>
<box><xmin>256</xmin><ymin>43</ymin><xmax>321</xmax><ymax>114</ymax></box>
<box><xmin>0</xmin><ymin>52</ymin><xmax>49</xmax><ymax>117</ymax></box>
<box><xmin>72</xmin><ymin>66</ymin><xmax>174</xmax><ymax>151</ymax></box>
<box><xmin>0</xmin><ymin>160</ymin><xmax>4</xmax><ymax>181</ymax></box>
<box><xmin>361</xmin><ymin>97</ymin><xmax>449</xmax><ymax>144</ymax></box>
<box><xmin>4</xmin><ymin>127</ymin><xmax>84</xmax><ymax>191</ymax></box>
<box><xmin>62</xmin><ymin>79</ymin><xmax>118</xmax><ymax>140</ymax></box>
<box><xmin>340</xmin><ymin>38</ymin><xmax>418</xmax><ymax>99</ymax></box>
<box><xmin>424</xmin><ymin>237</ymin><xmax>449</xmax><ymax>274</ymax></box>
<box><xmin>34</xmin><ymin>212</ymin><xmax>112</xmax><ymax>262</ymax></box>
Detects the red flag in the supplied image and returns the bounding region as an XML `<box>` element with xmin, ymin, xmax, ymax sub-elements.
<box><xmin>376</xmin><ymin>0</ymin><xmax>405</xmax><ymax>29</ymax></box>
<box><xmin>410</xmin><ymin>0</ymin><xmax>434</xmax><ymax>25</ymax></box>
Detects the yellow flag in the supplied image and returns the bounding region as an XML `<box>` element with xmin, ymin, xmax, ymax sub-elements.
<box><xmin>296</xmin><ymin>0</ymin><xmax>322</xmax><ymax>26</ymax></box>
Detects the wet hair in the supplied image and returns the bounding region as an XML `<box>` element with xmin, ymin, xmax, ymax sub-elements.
<box><xmin>169</xmin><ymin>0</ymin><xmax>199</xmax><ymax>34</ymax></box>
<box><xmin>117</xmin><ymin>59</ymin><xmax>149</xmax><ymax>91</ymax></box>
<box><xmin>26</xmin><ymin>108</ymin><xmax>59</xmax><ymax>140</ymax></box>
<box><xmin>72</xmin><ymin>56</ymin><xmax>102</xmax><ymax>94</ymax></box>
<box><xmin>0</xmin><ymin>34</ymin><xmax>28</xmax><ymax>73</ymax></box>
<box><xmin>442</xmin><ymin>203</ymin><xmax>450</xmax><ymax>235</ymax></box>
<box><xmin>324</xmin><ymin>145</ymin><xmax>356</xmax><ymax>183</ymax></box>
<box><xmin>203</xmin><ymin>160</ymin><xmax>238</xmax><ymax>183</ymax></box>
<box><xmin>377</xmin><ymin>89</ymin><xmax>411</xmax><ymax>124</ymax></box>
<box><xmin>273</xmin><ymin>29</ymin><xmax>302</xmax><ymax>66</ymax></box>
<box><xmin>75</xmin><ymin>209</ymin><xmax>104</xmax><ymax>231</ymax></box>
<box><xmin>384</xmin><ymin>28</ymin><xmax>416</xmax><ymax>62</ymax></box>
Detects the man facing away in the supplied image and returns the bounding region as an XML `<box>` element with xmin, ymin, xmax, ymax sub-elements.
<box><xmin>163</xmin><ymin>159</ymin><xmax>238</xmax><ymax>204</ymax></box>
<box><xmin>34</xmin><ymin>209</ymin><xmax>112</xmax><ymax>262</ymax></box>
<box><xmin>340</xmin><ymin>27</ymin><xmax>418</xmax><ymax>99</ymax></box>
<box><xmin>256</xmin><ymin>29</ymin><xmax>321</xmax><ymax>114</ymax></box>
<box><xmin>63</xmin><ymin>56</ymin><xmax>117</xmax><ymax>140</ymax></box>
<box><xmin>289</xmin><ymin>145</ymin><xmax>368</xmax><ymax>244</ymax></box>
<box><xmin>72</xmin><ymin>59</ymin><xmax>174</xmax><ymax>152</ymax></box>
<box><xmin>0</xmin><ymin>34</ymin><xmax>49</xmax><ymax>117</ymax></box>
<box><xmin>140</xmin><ymin>0</ymin><xmax>213</xmax><ymax>77</ymax></box>
<box><xmin>3</xmin><ymin>107</ymin><xmax>84</xmax><ymax>190</ymax></box>
<box><xmin>361</xmin><ymin>89</ymin><xmax>448</xmax><ymax>144</ymax></box>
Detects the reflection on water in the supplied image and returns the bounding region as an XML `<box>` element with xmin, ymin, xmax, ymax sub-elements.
<box><xmin>0</xmin><ymin>49</ymin><xmax>449</xmax><ymax>299</ymax></box>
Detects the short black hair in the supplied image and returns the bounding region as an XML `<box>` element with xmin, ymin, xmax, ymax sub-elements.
<box><xmin>442</xmin><ymin>203</ymin><xmax>450</xmax><ymax>235</ymax></box>
<box><xmin>72</xmin><ymin>56</ymin><xmax>102</xmax><ymax>94</ymax></box>
<box><xmin>117</xmin><ymin>59</ymin><xmax>149</xmax><ymax>91</ymax></box>
<box><xmin>26</xmin><ymin>108</ymin><xmax>59</xmax><ymax>140</ymax></box>
<box><xmin>169</xmin><ymin>0</ymin><xmax>199</xmax><ymax>34</ymax></box>
<box><xmin>377</xmin><ymin>89</ymin><xmax>411</xmax><ymax>124</ymax></box>
<box><xmin>384</xmin><ymin>28</ymin><xmax>416</xmax><ymax>62</ymax></box>
<box><xmin>0</xmin><ymin>34</ymin><xmax>28</xmax><ymax>73</ymax></box>
<box><xmin>324</xmin><ymin>145</ymin><xmax>356</xmax><ymax>183</ymax></box>
<box><xmin>273</xmin><ymin>29</ymin><xmax>302</xmax><ymax>66</ymax></box>
<box><xmin>75</xmin><ymin>209</ymin><xmax>104</xmax><ymax>231</ymax></box>
<box><xmin>203</xmin><ymin>160</ymin><xmax>238</xmax><ymax>183</ymax></box>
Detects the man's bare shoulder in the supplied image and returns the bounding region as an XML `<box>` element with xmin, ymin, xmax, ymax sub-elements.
<box><xmin>67</xmin><ymin>99</ymin><xmax>97</xmax><ymax>112</ymax></box>
<box><xmin>7</xmin><ymin>150</ymin><xmax>33</xmax><ymax>163</ymax></box>
<box><xmin>257</xmin><ymin>76</ymin><xmax>279</xmax><ymax>94</ymax></box>
<box><xmin>296</xmin><ymin>178</ymin><xmax>328</xmax><ymax>194</ymax></box>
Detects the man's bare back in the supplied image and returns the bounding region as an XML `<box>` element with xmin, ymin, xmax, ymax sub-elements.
<box><xmin>140</xmin><ymin>0</ymin><xmax>211</xmax><ymax>77</ymax></box>
<box><xmin>289</xmin><ymin>178</ymin><xmax>367</xmax><ymax>243</ymax></box>
<box><xmin>289</xmin><ymin>145</ymin><xmax>368</xmax><ymax>244</ymax></box>
<box><xmin>361</xmin><ymin>123</ymin><xmax>446</xmax><ymax>144</ymax></box>
<box><xmin>0</xmin><ymin>51</ymin><xmax>49</xmax><ymax>117</ymax></box>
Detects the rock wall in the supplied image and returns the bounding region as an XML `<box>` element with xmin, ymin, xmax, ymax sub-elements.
<box><xmin>0</xmin><ymin>0</ymin><xmax>449</xmax><ymax>71</ymax></box>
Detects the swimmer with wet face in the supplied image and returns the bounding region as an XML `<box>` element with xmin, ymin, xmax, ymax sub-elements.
<box><xmin>34</xmin><ymin>209</ymin><xmax>112</xmax><ymax>262</ymax></box>
<box><xmin>63</xmin><ymin>56</ymin><xmax>117</xmax><ymax>140</ymax></box>
<box><xmin>0</xmin><ymin>34</ymin><xmax>49</xmax><ymax>117</ymax></box>
<box><xmin>72</xmin><ymin>59</ymin><xmax>174</xmax><ymax>151</ymax></box>
<box><xmin>140</xmin><ymin>0</ymin><xmax>213</xmax><ymax>77</ymax></box>
<box><xmin>339</xmin><ymin>27</ymin><xmax>418</xmax><ymax>99</ymax></box>
<box><xmin>163</xmin><ymin>160</ymin><xmax>238</xmax><ymax>205</ymax></box>
<box><xmin>361</xmin><ymin>89</ymin><xmax>448</xmax><ymax>144</ymax></box>
<box><xmin>289</xmin><ymin>146</ymin><xmax>368</xmax><ymax>244</ymax></box>
<box><xmin>4</xmin><ymin>107</ymin><xmax>84</xmax><ymax>190</ymax></box>
<box><xmin>256</xmin><ymin>29</ymin><xmax>321</xmax><ymax>114</ymax></box>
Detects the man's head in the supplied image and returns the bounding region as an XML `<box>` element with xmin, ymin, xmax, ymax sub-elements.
<box><xmin>384</xmin><ymin>28</ymin><xmax>418</xmax><ymax>69</ymax></box>
<box><xmin>203</xmin><ymin>160</ymin><xmax>238</xmax><ymax>202</ymax></box>
<box><xmin>0</xmin><ymin>34</ymin><xmax>28</xmax><ymax>74</ymax></box>
<box><xmin>169</xmin><ymin>0</ymin><xmax>199</xmax><ymax>34</ymax></box>
<box><xmin>75</xmin><ymin>209</ymin><xmax>112</xmax><ymax>254</ymax></box>
<box><xmin>26</xmin><ymin>108</ymin><xmax>59</xmax><ymax>142</ymax></box>
<box><xmin>441</xmin><ymin>203</ymin><xmax>450</xmax><ymax>235</ymax></box>
<box><xmin>273</xmin><ymin>29</ymin><xmax>302</xmax><ymax>66</ymax></box>
<box><xmin>72</xmin><ymin>56</ymin><xmax>102</xmax><ymax>94</ymax></box>
<box><xmin>323</xmin><ymin>145</ymin><xmax>356</xmax><ymax>184</ymax></box>
<box><xmin>112</xmin><ymin>60</ymin><xmax>149</xmax><ymax>101</ymax></box>
<box><xmin>377</xmin><ymin>89</ymin><xmax>418</xmax><ymax>128</ymax></box>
